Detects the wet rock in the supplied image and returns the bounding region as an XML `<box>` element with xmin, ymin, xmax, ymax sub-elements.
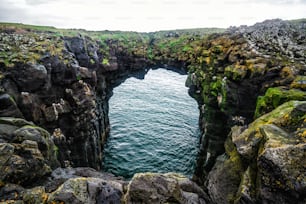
<box><xmin>123</xmin><ymin>173</ymin><xmax>208</xmax><ymax>204</ymax></box>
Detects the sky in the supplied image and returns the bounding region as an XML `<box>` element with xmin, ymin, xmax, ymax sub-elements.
<box><xmin>0</xmin><ymin>0</ymin><xmax>305</xmax><ymax>32</ymax></box>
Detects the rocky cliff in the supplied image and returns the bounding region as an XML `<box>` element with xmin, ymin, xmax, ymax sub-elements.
<box><xmin>0</xmin><ymin>19</ymin><xmax>305</xmax><ymax>203</ymax></box>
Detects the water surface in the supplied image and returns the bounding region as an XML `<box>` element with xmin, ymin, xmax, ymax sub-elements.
<box><xmin>103</xmin><ymin>68</ymin><xmax>200</xmax><ymax>178</ymax></box>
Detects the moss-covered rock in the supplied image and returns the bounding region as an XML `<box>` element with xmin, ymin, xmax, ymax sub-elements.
<box><xmin>228</xmin><ymin>101</ymin><xmax>306</xmax><ymax>203</ymax></box>
<box><xmin>254</xmin><ymin>87</ymin><xmax>306</xmax><ymax>118</ymax></box>
<box><xmin>206</xmin><ymin>127</ymin><xmax>245</xmax><ymax>204</ymax></box>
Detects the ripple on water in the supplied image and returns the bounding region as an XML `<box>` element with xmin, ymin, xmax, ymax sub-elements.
<box><xmin>103</xmin><ymin>68</ymin><xmax>200</xmax><ymax>179</ymax></box>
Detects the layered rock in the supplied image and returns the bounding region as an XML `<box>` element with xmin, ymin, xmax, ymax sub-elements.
<box><xmin>0</xmin><ymin>117</ymin><xmax>59</xmax><ymax>185</ymax></box>
<box><xmin>0</xmin><ymin>30</ymin><xmax>108</xmax><ymax>170</ymax></box>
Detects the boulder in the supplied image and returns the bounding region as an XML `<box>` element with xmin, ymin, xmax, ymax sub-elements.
<box><xmin>12</xmin><ymin>63</ymin><xmax>48</xmax><ymax>92</ymax></box>
<box><xmin>0</xmin><ymin>93</ymin><xmax>23</xmax><ymax>118</ymax></box>
<box><xmin>47</xmin><ymin>177</ymin><xmax>123</xmax><ymax>204</ymax></box>
<box><xmin>207</xmin><ymin>101</ymin><xmax>306</xmax><ymax>204</ymax></box>
<box><xmin>0</xmin><ymin>117</ymin><xmax>59</xmax><ymax>186</ymax></box>
<box><xmin>123</xmin><ymin>173</ymin><xmax>208</xmax><ymax>204</ymax></box>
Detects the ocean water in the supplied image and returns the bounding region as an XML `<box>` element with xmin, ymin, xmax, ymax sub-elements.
<box><xmin>102</xmin><ymin>68</ymin><xmax>200</xmax><ymax>178</ymax></box>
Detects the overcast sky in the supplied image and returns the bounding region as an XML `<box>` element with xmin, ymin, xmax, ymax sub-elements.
<box><xmin>0</xmin><ymin>0</ymin><xmax>305</xmax><ymax>32</ymax></box>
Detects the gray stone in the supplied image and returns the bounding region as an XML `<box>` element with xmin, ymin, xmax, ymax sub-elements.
<box><xmin>47</xmin><ymin>177</ymin><xmax>123</xmax><ymax>204</ymax></box>
<box><xmin>123</xmin><ymin>173</ymin><xmax>208</xmax><ymax>204</ymax></box>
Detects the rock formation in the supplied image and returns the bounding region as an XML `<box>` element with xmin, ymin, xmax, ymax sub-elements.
<box><xmin>0</xmin><ymin>19</ymin><xmax>305</xmax><ymax>203</ymax></box>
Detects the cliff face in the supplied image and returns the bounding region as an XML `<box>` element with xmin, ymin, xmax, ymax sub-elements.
<box><xmin>0</xmin><ymin>19</ymin><xmax>305</xmax><ymax>203</ymax></box>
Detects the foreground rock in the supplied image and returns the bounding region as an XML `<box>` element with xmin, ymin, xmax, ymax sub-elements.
<box><xmin>207</xmin><ymin>101</ymin><xmax>306</xmax><ymax>204</ymax></box>
<box><xmin>0</xmin><ymin>167</ymin><xmax>125</xmax><ymax>203</ymax></box>
<box><xmin>123</xmin><ymin>173</ymin><xmax>209</xmax><ymax>204</ymax></box>
<box><xmin>1</xmin><ymin>167</ymin><xmax>208</xmax><ymax>204</ymax></box>
<box><xmin>47</xmin><ymin>177</ymin><xmax>122</xmax><ymax>204</ymax></box>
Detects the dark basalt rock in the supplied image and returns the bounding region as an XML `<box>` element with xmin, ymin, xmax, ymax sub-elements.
<box><xmin>0</xmin><ymin>117</ymin><xmax>59</xmax><ymax>186</ymax></box>
<box><xmin>0</xmin><ymin>93</ymin><xmax>23</xmax><ymax>118</ymax></box>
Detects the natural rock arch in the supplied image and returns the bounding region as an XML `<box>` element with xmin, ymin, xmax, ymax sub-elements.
<box><xmin>0</xmin><ymin>19</ymin><xmax>305</xmax><ymax>203</ymax></box>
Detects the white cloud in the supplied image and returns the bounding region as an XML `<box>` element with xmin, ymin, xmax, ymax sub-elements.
<box><xmin>0</xmin><ymin>0</ymin><xmax>305</xmax><ymax>31</ymax></box>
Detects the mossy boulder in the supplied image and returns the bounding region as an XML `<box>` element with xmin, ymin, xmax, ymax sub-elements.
<box><xmin>255</xmin><ymin>87</ymin><xmax>306</xmax><ymax>118</ymax></box>
<box><xmin>231</xmin><ymin>101</ymin><xmax>306</xmax><ymax>203</ymax></box>
<box><xmin>257</xmin><ymin>126</ymin><xmax>306</xmax><ymax>203</ymax></box>
<box><xmin>207</xmin><ymin>101</ymin><xmax>305</xmax><ymax>203</ymax></box>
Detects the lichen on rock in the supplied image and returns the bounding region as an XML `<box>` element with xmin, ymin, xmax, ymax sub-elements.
<box><xmin>208</xmin><ymin>101</ymin><xmax>306</xmax><ymax>204</ymax></box>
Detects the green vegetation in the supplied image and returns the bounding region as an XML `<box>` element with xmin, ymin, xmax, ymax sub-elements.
<box><xmin>254</xmin><ymin>87</ymin><xmax>306</xmax><ymax>118</ymax></box>
<box><xmin>102</xmin><ymin>58</ymin><xmax>110</xmax><ymax>66</ymax></box>
<box><xmin>0</xmin><ymin>28</ymin><xmax>66</xmax><ymax>67</ymax></box>
<box><xmin>0</xmin><ymin>22</ymin><xmax>225</xmax><ymax>71</ymax></box>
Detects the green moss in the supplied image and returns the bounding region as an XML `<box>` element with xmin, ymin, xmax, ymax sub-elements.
<box><xmin>223</xmin><ymin>136</ymin><xmax>245</xmax><ymax>203</ymax></box>
<box><xmin>53</xmin><ymin>145</ymin><xmax>59</xmax><ymax>158</ymax></box>
<box><xmin>212</xmin><ymin>45</ymin><xmax>223</xmax><ymax>54</ymax></box>
<box><xmin>0</xmin><ymin>117</ymin><xmax>34</xmax><ymax>127</ymax></box>
<box><xmin>254</xmin><ymin>87</ymin><xmax>306</xmax><ymax>118</ymax></box>
<box><xmin>90</xmin><ymin>59</ymin><xmax>95</xmax><ymax>65</ymax></box>
<box><xmin>225</xmin><ymin>136</ymin><xmax>243</xmax><ymax>172</ymax></box>
<box><xmin>102</xmin><ymin>58</ymin><xmax>110</xmax><ymax>66</ymax></box>
<box><xmin>224</xmin><ymin>65</ymin><xmax>247</xmax><ymax>81</ymax></box>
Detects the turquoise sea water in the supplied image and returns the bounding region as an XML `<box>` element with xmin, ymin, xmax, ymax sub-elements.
<box><xmin>102</xmin><ymin>68</ymin><xmax>200</xmax><ymax>178</ymax></box>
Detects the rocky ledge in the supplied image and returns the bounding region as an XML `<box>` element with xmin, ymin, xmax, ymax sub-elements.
<box><xmin>0</xmin><ymin>19</ymin><xmax>305</xmax><ymax>203</ymax></box>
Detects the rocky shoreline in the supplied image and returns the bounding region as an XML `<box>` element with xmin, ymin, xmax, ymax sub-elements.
<box><xmin>0</xmin><ymin>19</ymin><xmax>305</xmax><ymax>203</ymax></box>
